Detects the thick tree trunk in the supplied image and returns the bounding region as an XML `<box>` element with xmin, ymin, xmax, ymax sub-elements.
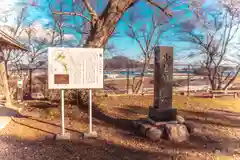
<box><xmin>84</xmin><ymin>0</ymin><xmax>135</xmax><ymax>48</ymax></box>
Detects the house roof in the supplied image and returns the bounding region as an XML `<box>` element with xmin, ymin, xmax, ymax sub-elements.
<box><xmin>0</xmin><ymin>30</ymin><xmax>28</xmax><ymax>51</ymax></box>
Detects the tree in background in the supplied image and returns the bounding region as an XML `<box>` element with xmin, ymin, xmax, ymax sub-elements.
<box><xmin>126</xmin><ymin>10</ymin><xmax>169</xmax><ymax>94</ymax></box>
<box><xmin>0</xmin><ymin>3</ymin><xmax>68</xmax><ymax>101</ymax></box>
<box><xmin>24</xmin><ymin>0</ymin><xmax>206</xmax><ymax>101</ymax></box>
<box><xmin>176</xmin><ymin>1</ymin><xmax>240</xmax><ymax>90</ymax></box>
<box><xmin>36</xmin><ymin>0</ymin><xmax>205</xmax><ymax>48</ymax></box>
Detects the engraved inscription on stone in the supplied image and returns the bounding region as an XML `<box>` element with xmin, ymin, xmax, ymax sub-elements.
<box><xmin>154</xmin><ymin>46</ymin><xmax>173</xmax><ymax>109</ymax></box>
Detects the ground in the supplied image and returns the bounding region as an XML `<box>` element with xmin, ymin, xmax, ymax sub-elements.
<box><xmin>0</xmin><ymin>95</ymin><xmax>239</xmax><ymax>160</ymax></box>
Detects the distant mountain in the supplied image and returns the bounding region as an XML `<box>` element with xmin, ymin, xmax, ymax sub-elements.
<box><xmin>104</xmin><ymin>56</ymin><xmax>143</xmax><ymax>70</ymax></box>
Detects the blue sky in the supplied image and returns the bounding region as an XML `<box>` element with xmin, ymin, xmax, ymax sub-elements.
<box><xmin>1</xmin><ymin>0</ymin><xmax>239</xmax><ymax>63</ymax></box>
<box><xmin>22</xmin><ymin>0</ymin><xmax>200</xmax><ymax>58</ymax></box>
<box><xmin>0</xmin><ymin>0</ymin><xmax>203</xmax><ymax>59</ymax></box>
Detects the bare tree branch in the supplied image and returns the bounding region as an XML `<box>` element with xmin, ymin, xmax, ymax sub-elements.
<box><xmin>52</xmin><ymin>11</ymin><xmax>91</xmax><ymax>22</ymax></box>
<box><xmin>82</xmin><ymin>0</ymin><xmax>98</xmax><ymax>21</ymax></box>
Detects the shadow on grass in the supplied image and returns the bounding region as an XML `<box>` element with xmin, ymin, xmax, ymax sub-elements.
<box><xmin>76</xmin><ymin>103</ymin><xmax>135</xmax><ymax>131</ymax></box>
<box><xmin>18</xmin><ymin>100</ymin><xmax>240</xmax><ymax>156</ymax></box>
<box><xmin>11</xmin><ymin>116</ymin><xmax>83</xmax><ymax>136</ymax></box>
<box><xmin>191</xmin><ymin>95</ymin><xmax>213</xmax><ymax>98</ymax></box>
<box><xmin>179</xmin><ymin>110</ymin><xmax>240</xmax><ymax>128</ymax></box>
<box><xmin>0</xmin><ymin>135</ymin><xmax>176</xmax><ymax>160</ymax></box>
<box><xmin>115</xmin><ymin>105</ymin><xmax>148</xmax><ymax>116</ymax></box>
<box><xmin>29</xmin><ymin>102</ymin><xmax>58</xmax><ymax>109</ymax></box>
<box><xmin>11</xmin><ymin>118</ymin><xmax>56</xmax><ymax>135</ymax></box>
<box><xmin>160</xmin><ymin>132</ymin><xmax>240</xmax><ymax>155</ymax></box>
<box><xmin>0</xmin><ymin>107</ymin><xmax>27</xmax><ymax>118</ymax></box>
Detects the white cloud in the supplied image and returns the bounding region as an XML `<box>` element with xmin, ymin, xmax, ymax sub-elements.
<box><xmin>27</xmin><ymin>21</ymin><xmax>76</xmax><ymax>42</ymax></box>
<box><xmin>0</xmin><ymin>0</ymin><xmax>76</xmax><ymax>44</ymax></box>
<box><xmin>0</xmin><ymin>0</ymin><xmax>23</xmax><ymax>25</ymax></box>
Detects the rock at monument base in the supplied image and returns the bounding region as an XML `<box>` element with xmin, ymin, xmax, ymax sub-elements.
<box><xmin>139</xmin><ymin>123</ymin><xmax>152</xmax><ymax>136</ymax></box>
<box><xmin>165</xmin><ymin>124</ymin><xmax>189</xmax><ymax>143</ymax></box>
<box><xmin>148</xmin><ymin>106</ymin><xmax>177</xmax><ymax>121</ymax></box>
<box><xmin>176</xmin><ymin>115</ymin><xmax>185</xmax><ymax>124</ymax></box>
<box><xmin>132</xmin><ymin>119</ymin><xmax>147</xmax><ymax>129</ymax></box>
<box><xmin>146</xmin><ymin>127</ymin><xmax>164</xmax><ymax>141</ymax></box>
<box><xmin>184</xmin><ymin>122</ymin><xmax>196</xmax><ymax>134</ymax></box>
<box><xmin>132</xmin><ymin>120</ymin><xmax>140</xmax><ymax>129</ymax></box>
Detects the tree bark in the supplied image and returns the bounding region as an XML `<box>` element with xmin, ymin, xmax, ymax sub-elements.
<box><xmin>84</xmin><ymin>0</ymin><xmax>135</xmax><ymax>48</ymax></box>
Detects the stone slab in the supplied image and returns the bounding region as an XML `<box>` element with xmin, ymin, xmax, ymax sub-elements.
<box><xmin>83</xmin><ymin>131</ymin><xmax>98</xmax><ymax>139</ymax></box>
<box><xmin>56</xmin><ymin>132</ymin><xmax>71</xmax><ymax>140</ymax></box>
<box><xmin>148</xmin><ymin>106</ymin><xmax>177</xmax><ymax>121</ymax></box>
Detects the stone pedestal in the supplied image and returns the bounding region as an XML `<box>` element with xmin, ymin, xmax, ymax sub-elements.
<box><xmin>148</xmin><ymin>106</ymin><xmax>177</xmax><ymax>122</ymax></box>
<box><xmin>83</xmin><ymin>131</ymin><xmax>98</xmax><ymax>139</ymax></box>
<box><xmin>55</xmin><ymin>132</ymin><xmax>71</xmax><ymax>140</ymax></box>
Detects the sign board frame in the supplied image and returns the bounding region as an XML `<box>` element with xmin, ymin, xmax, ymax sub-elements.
<box><xmin>48</xmin><ymin>47</ymin><xmax>103</xmax><ymax>139</ymax></box>
<box><xmin>48</xmin><ymin>47</ymin><xmax>104</xmax><ymax>89</ymax></box>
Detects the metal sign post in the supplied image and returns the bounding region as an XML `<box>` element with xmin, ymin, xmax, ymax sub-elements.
<box><xmin>56</xmin><ymin>88</ymin><xmax>70</xmax><ymax>140</ymax></box>
<box><xmin>60</xmin><ymin>89</ymin><xmax>65</xmax><ymax>135</ymax></box>
<box><xmin>48</xmin><ymin>48</ymin><xmax>103</xmax><ymax>139</ymax></box>
<box><xmin>89</xmin><ymin>89</ymin><xmax>92</xmax><ymax>133</ymax></box>
<box><xmin>85</xmin><ymin>89</ymin><xmax>97</xmax><ymax>138</ymax></box>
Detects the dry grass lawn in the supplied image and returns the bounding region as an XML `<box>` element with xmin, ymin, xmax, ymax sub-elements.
<box><xmin>0</xmin><ymin>95</ymin><xmax>239</xmax><ymax>160</ymax></box>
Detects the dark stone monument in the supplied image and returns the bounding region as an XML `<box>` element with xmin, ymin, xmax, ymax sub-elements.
<box><xmin>148</xmin><ymin>46</ymin><xmax>177</xmax><ymax>122</ymax></box>
<box><xmin>132</xmin><ymin>46</ymin><xmax>190</xmax><ymax>142</ymax></box>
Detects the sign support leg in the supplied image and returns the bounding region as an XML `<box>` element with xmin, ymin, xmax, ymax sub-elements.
<box><xmin>61</xmin><ymin>89</ymin><xmax>65</xmax><ymax>135</ymax></box>
<box><xmin>89</xmin><ymin>89</ymin><xmax>92</xmax><ymax>133</ymax></box>
<box><xmin>83</xmin><ymin>89</ymin><xmax>97</xmax><ymax>138</ymax></box>
<box><xmin>56</xmin><ymin>89</ymin><xmax>70</xmax><ymax>140</ymax></box>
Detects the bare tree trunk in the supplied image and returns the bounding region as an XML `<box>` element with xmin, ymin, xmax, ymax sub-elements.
<box><xmin>133</xmin><ymin>65</ymin><xmax>146</xmax><ymax>94</ymax></box>
<box><xmin>133</xmin><ymin>57</ymin><xmax>150</xmax><ymax>94</ymax></box>
<box><xmin>209</xmin><ymin>74</ymin><xmax>216</xmax><ymax>90</ymax></box>
<box><xmin>223</xmin><ymin>68</ymin><xmax>240</xmax><ymax>90</ymax></box>
<box><xmin>84</xmin><ymin>1</ymin><xmax>135</xmax><ymax>48</ymax></box>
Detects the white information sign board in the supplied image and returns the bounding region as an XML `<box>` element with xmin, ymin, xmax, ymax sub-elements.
<box><xmin>48</xmin><ymin>47</ymin><xmax>104</xmax><ymax>89</ymax></box>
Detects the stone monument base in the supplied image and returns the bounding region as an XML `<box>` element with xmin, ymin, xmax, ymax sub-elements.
<box><xmin>132</xmin><ymin>115</ymin><xmax>191</xmax><ymax>142</ymax></box>
<box><xmin>148</xmin><ymin>106</ymin><xmax>177</xmax><ymax>121</ymax></box>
